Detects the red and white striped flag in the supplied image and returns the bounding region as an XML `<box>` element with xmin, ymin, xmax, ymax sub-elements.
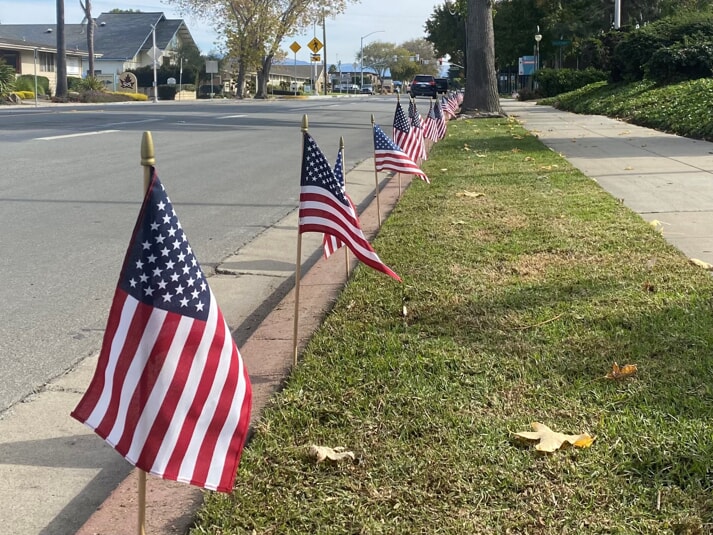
<box><xmin>373</xmin><ymin>123</ymin><xmax>429</xmax><ymax>183</ymax></box>
<box><xmin>72</xmin><ymin>170</ymin><xmax>252</xmax><ymax>493</ymax></box>
<box><xmin>322</xmin><ymin>146</ymin><xmax>348</xmax><ymax>259</ymax></box>
<box><xmin>300</xmin><ymin>132</ymin><xmax>401</xmax><ymax>282</ymax></box>
<box><xmin>408</xmin><ymin>98</ymin><xmax>427</xmax><ymax>162</ymax></box>
<box><xmin>393</xmin><ymin>101</ymin><xmax>422</xmax><ymax>165</ymax></box>
<box><xmin>424</xmin><ymin>100</ymin><xmax>446</xmax><ymax>142</ymax></box>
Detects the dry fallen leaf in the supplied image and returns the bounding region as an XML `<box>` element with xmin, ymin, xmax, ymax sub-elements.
<box><xmin>649</xmin><ymin>220</ymin><xmax>665</xmax><ymax>233</ymax></box>
<box><xmin>514</xmin><ymin>422</ymin><xmax>594</xmax><ymax>452</ymax></box>
<box><xmin>690</xmin><ymin>258</ymin><xmax>713</xmax><ymax>270</ymax></box>
<box><xmin>308</xmin><ymin>445</ymin><xmax>355</xmax><ymax>463</ymax></box>
<box><xmin>605</xmin><ymin>362</ymin><xmax>638</xmax><ymax>380</ymax></box>
<box><xmin>524</xmin><ymin>156</ymin><xmax>535</xmax><ymax>162</ymax></box>
<box><xmin>456</xmin><ymin>191</ymin><xmax>485</xmax><ymax>198</ymax></box>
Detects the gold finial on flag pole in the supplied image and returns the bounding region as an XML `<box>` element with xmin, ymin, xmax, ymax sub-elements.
<box><xmin>140</xmin><ymin>131</ymin><xmax>155</xmax><ymax>193</ymax></box>
<box><xmin>370</xmin><ymin>114</ymin><xmax>382</xmax><ymax>226</ymax></box>
<box><xmin>137</xmin><ymin>131</ymin><xmax>152</xmax><ymax>535</ymax></box>
<box><xmin>293</xmin><ymin>116</ymin><xmax>307</xmax><ymax>367</ymax></box>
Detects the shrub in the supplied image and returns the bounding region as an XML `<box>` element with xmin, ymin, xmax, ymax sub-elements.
<box><xmin>612</xmin><ymin>11</ymin><xmax>713</xmax><ymax>82</ymax></box>
<box><xmin>76</xmin><ymin>76</ymin><xmax>106</xmax><ymax>91</ymax></box>
<box><xmin>157</xmin><ymin>84</ymin><xmax>177</xmax><ymax>100</ymax></box>
<box><xmin>646</xmin><ymin>39</ymin><xmax>713</xmax><ymax>83</ymax></box>
<box><xmin>14</xmin><ymin>74</ymin><xmax>50</xmax><ymax>96</ymax></box>
<box><xmin>535</xmin><ymin>67</ymin><xmax>607</xmax><ymax>98</ymax></box>
<box><xmin>11</xmin><ymin>90</ymin><xmax>34</xmax><ymax>100</ymax></box>
<box><xmin>0</xmin><ymin>60</ymin><xmax>16</xmax><ymax>99</ymax></box>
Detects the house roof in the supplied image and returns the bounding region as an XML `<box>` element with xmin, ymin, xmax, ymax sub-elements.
<box><xmin>0</xmin><ymin>12</ymin><xmax>195</xmax><ymax>60</ymax></box>
<box><xmin>270</xmin><ymin>64</ymin><xmax>324</xmax><ymax>79</ymax></box>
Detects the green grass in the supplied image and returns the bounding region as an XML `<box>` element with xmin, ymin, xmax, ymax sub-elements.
<box><xmin>541</xmin><ymin>78</ymin><xmax>713</xmax><ymax>141</ymax></box>
<box><xmin>191</xmin><ymin>117</ymin><xmax>713</xmax><ymax>534</ymax></box>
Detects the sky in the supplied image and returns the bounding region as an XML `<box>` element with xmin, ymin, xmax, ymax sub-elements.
<box><xmin>0</xmin><ymin>0</ymin><xmax>441</xmax><ymax>67</ymax></box>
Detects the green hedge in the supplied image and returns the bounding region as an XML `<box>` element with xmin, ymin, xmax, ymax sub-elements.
<box><xmin>534</xmin><ymin>67</ymin><xmax>607</xmax><ymax>98</ymax></box>
<box><xmin>15</xmin><ymin>74</ymin><xmax>50</xmax><ymax>96</ymax></box>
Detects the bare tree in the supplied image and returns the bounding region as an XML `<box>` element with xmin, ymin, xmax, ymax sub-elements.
<box><xmin>462</xmin><ymin>0</ymin><xmax>502</xmax><ymax>116</ymax></box>
<box><xmin>56</xmin><ymin>0</ymin><xmax>68</xmax><ymax>98</ymax></box>
<box><xmin>80</xmin><ymin>0</ymin><xmax>95</xmax><ymax>77</ymax></box>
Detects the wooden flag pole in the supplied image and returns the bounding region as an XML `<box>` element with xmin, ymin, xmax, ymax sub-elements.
<box><xmin>395</xmin><ymin>94</ymin><xmax>402</xmax><ymax>197</ymax></box>
<box><xmin>138</xmin><ymin>131</ymin><xmax>154</xmax><ymax>535</ymax></box>
<box><xmin>293</xmin><ymin>116</ymin><xmax>307</xmax><ymax>367</ymax></box>
<box><xmin>339</xmin><ymin>136</ymin><xmax>350</xmax><ymax>278</ymax></box>
<box><xmin>370</xmin><ymin>114</ymin><xmax>382</xmax><ymax>227</ymax></box>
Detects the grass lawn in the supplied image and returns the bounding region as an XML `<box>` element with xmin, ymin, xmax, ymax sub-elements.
<box><xmin>191</xmin><ymin>116</ymin><xmax>713</xmax><ymax>534</ymax></box>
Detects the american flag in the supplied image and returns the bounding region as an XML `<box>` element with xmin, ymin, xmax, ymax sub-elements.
<box><xmin>393</xmin><ymin>101</ymin><xmax>421</xmax><ymax>165</ymax></box>
<box><xmin>322</xmin><ymin>146</ymin><xmax>347</xmax><ymax>259</ymax></box>
<box><xmin>300</xmin><ymin>132</ymin><xmax>401</xmax><ymax>282</ymax></box>
<box><xmin>442</xmin><ymin>93</ymin><xmax>459</xmax><ymax>119</ymax></box>
<box><xmin>408</xmin><ymin>98</ymin><xmax>427</xmax><ymax>162</ymax></box>
<box><xmin>373</xmin><ymin>124</ymin><xmax>429</xmax><ymax>183</ymax></box>
<box><xmin>71</xmin><ymin>170</ymin><xmax>252</xmax><ymax>493</ymax></box>
<box><xmin>432</xmin><ymin>100</ymin><xmax>447</xmax><ymax>141</ymax></box>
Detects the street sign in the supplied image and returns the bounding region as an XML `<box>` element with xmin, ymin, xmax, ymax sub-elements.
<box><xmin>552</xmin><ymin>40</ymin><xmax>571</xmax><ymax>46</ymax></box>
<box><xmin>311</xmin><ymin>54</ymin><xmax>321</xmax><ymax>62</ymax></box>
<box><xmin>307</xmin><ymin>37</ymin><xmax>323</xmax><ymax>53</ymax></box>
<box><xmin>290</xmin><ymin>41</ymin><xmax>301</xmax><ymax>54</ymax></box>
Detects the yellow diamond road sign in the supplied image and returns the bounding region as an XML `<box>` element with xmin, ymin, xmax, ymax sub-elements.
<box><xmin>289</xmin><ymin>41</ymin><xmax>301</xmax><ymax>54</ymax></box>
<box><xmin>307</xmin><ymin>37</ymin><xmax>323</xmax><ymax>53</ymax></box>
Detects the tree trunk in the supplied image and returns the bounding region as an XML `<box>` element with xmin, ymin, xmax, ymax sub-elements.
<box><xmin>255</xmin><ymin>53</ymin><xmax>274</xmax><ymax>99</ymax></box>
<box><xmin>236</xmin><ymin>61</ymin><xmax>246</xmax><ymax>98</ymax></box>
<box><xmin>55</xmin><ymin>0</ymin><xmax>68</xmax><ymax>98</ymax></box>
<box><xmin>81</xmin><ymin>0</ymin><xmax>95</xmax><ymax>77</ymax></box>
<box><xmin>462</xmin><ymin>0</ymin><xmax>503</xmax><ymax>116</ymax></box>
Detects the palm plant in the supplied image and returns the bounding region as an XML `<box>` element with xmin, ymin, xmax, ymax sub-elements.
<box><xmin>0</xmin><ymin>60</ymin><xmax>17</xmax><ymax>100</ymax></box>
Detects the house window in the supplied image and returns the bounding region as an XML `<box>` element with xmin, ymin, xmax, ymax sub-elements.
<box><xmin>39</xmin><ymin>52</ymin><xmax>55</xmax><ymax>72</ymax></box>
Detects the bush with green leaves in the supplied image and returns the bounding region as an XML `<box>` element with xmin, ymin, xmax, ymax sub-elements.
<box><xmin>0</xmin><ymin>60</ymin><xmax>15</xmax><ymax>99</ymax></box>
<box><xmin>13</xmin><ymin>74</ymin><xmax>50</xmax><ymax>96</ymax></box>
<box><xmin>646</xmin><ymin>39</ymin><xmax>713</xmax><ymax>83</ymax></box>
<box><xmin>612</xmin><ymin>11</ymin><xmax>713</xmax><ymax>82</ymax></box>
<box><xmin>535</xmin><ymin>67</ymin><xmax>607</xmax><ymax>98</ymax></box>
<box><xmin>76</xmin><ymin>76</ymin><xmax>106</xmax><ymax>92</ymax></box>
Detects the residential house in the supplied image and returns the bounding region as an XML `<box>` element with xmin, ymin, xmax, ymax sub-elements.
<box><xmin>0</xmin><ymin>12</ymin><xmax>197</xmax><ymax>93</ymax></box>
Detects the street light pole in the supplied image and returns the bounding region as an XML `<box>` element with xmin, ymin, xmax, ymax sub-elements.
<box><xmin>360</xmin><ymin>30</ymin><xmax>384</xmax><ymax>89</ymax></box>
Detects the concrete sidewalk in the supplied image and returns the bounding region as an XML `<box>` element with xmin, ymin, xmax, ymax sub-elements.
<box><xmin>0</xmin><ymin>154</ymin><xmax>409</xmax><ymax>535</ymax></box>
<box><xmin>502</xmin><ymin>99</ymin><xmax>713</xmax><ymax>265</ymax></box>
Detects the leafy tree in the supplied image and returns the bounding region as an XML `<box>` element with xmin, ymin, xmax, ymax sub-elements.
<box><xmin>358</xmin><ymin>41</ymin><xmax>398</xmax><ymax>81</ymax></box>
<box><xmin>463</xmin><ymin>0</ymin><xmax>502</xmax><ymax>115</ymax></box>
<box><xmin>168</xmin><ymin>0</ymin><xmax>356</xmax><ymax>99</ymax></box>
<box><xmin>425</xmin><ymin>0</ymin><xmax>466</xmax><ymax>68</ymax></box>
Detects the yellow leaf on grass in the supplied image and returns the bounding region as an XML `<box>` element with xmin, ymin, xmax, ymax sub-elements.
<box><xmin>308</xmin><ymin>445</ymin><xmax>355</xmax><ymax>463</ymax></box>
<box><xmin>690</xmin><ymin>258</ymin><xmax>713</xmax><ymax>270</ymax></box>
<box><xmin>649</xmin><ymin>220</ymin><xmax>665</xmax><ymax>233</ymax></box>
<box><xmin>605</xmin><ymin>362</ymin><xmax>638</xmax><ymax>380</ymax></box>
<box><xmin>514</xmin><ymin>422</ymin><xmax>594</xmax><ymax>452</ymax></box>
<box><xmin>456</xmin><ymin>191</ymin><xmax>485</xmax><ymax>198</ymax></box>
<box><xmin>524</xmin><ymin>156</ymin><xmax>535</xmax><ymax>162</ymax></box>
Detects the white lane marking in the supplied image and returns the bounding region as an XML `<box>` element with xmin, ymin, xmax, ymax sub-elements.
<box><xmin>35</xmin><ymin>130</ymin><xmax>120</xmax><ymax>141</ymax></box>
<box><xmin>218</xmin><ymin>114</ymin><xmax>246</xmax><ymax>119</ymax></box>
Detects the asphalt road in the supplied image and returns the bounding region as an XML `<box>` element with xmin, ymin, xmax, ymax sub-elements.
<box><xmin>0</xmin><ymin>95</ymin><xmax>399</xmax><ymax>414</ymax></box>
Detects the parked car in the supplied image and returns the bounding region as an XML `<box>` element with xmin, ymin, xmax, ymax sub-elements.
<box><xmin>435</xmin><ymin>77</ymin><xmax>449</xmax><ymax>94</ymax></box>
<box><xmin>409</xmin><ymin>74</ymin><xmax>437</xmax><ymax>98</ymax></box>
<box><xmin>361</xmin><ymin>85</ymin><xmax>374</xmax><ymax>95</ymax></box>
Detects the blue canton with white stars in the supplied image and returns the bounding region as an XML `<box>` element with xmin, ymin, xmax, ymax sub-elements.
<box><xmin>373</xmin><ymin>124</ymin><xmax>403</xmax><ymax>152</ymax></box>
<box><xmin>409</xmin><ymin>100</ymin><xmax>422</xmax><ymax>129</ymax></box>
<box><xmin>119</xmin><ymin>174</ymin><xmax>210</xmax><ymax>322</ymax></box>
<box><xmin>393</xmin><ymin>103</ymin><xmax>410</xmax><ymax>135</ymax></box>
<box><xmin>302</xmin><ymin>133</ymin><xmax>349</xmax><ymax>207</ymax></box>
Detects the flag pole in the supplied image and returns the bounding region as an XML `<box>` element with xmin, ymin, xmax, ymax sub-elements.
<box><xmin>370</xmin><ymin>114</ymin><xmax>382</xmax><ymax>227</ymax></box>
<box><xmin>293</xmin><ymin>116</ymin><xmax>307</xmax><ymax>367</ymax></box>
<box><xmin>395</xmin><ymin>93</ymin><xmax>402</xmax><ymax>197</ymax></box>
<box><xmin>340</xmin><ymin>135</ymin><xmax>350</xmax><ymax>278</ymax></box>
<box><xmin>138</xmin><ymin>131</ymin><xmax>154</xmax><ymax>535</ymax></box>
